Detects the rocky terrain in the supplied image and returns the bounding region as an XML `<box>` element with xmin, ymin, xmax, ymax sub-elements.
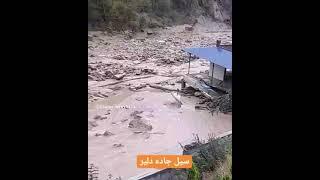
<box><xmin>88</xmin><ymin>17</ymin><xmax>231</xmax><ymax>100</ymax></box>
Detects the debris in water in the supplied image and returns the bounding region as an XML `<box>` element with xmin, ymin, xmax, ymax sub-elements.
<box><xmin>113</xmin><ymin>55</ymin><xmax>125</xmax><ymax>60</ymax></box>
<box><xmin>133</xmin><ymin>131</ymin><xmax>143</xmax><ymax>134</ymax></box>
<box><xmin>113</xmin><ymin>144</ymin><xmax>124</xmax><ymax>148</ymax></box>
<box><xmin>100</xmin><ymin>116</ymin><xmax>108</xmax><ymax>120</ymax></box>
<box><xmin>135</xmin><ymin>97</ymin><xmax>144</xmax><ymax>101</ymax></box>
<box><xmin>207</xmin><ymin>90</ymin><xmax>232</xmax><ymax>113</ymax></box>
<box><xmin>149</xmin><ymin>131</ymin><xmax>165</xmax><ymax>135</ymax></box>
<box><xmin>198</xmin><ymin>98</ymin><xmax>210</xmax><ymax>104</ymax></box>
<box><xmin>129</xmin><ymin>83</ymin><xmax>147</xmax><ymax>91</ymax></box>
<box><xmin>111</xmin><ymin>122</ymin><xmax>121</xmax><ymax>125</ymax></box>
<box><xmin>121</xmin><ymin>119</ymin><xmax>128</xmax><ymax>123</ymax></box>
<box><xmin>110</xmin><ymin>86</ymin><xmax>122</xmax><ymax>91</ymax></box>
<box><xmin>149</xmin><ymin>84</ymin><xmax>178</xmax><ymax>92</ymax></box>
<box><xmin>181</xmin><ymin>86</ymin><xmax>197</xmax><ymax>95</ymax></box>
<box><xmin>88</xmin><ymin>121</ymin><xmax>98</xmax><ymax>129</ymax></box>
<box><xmin>164</xmin><ymin>101</ymin><xmax>182</xmax><ymax>109</ymax></box>
<box><xmin>88</xmin><ymin>163</ymin><xmax>99</xmax><ymax>180</ymax></box>
<box><xmin>195</xmin><ymin>105</ymin><xmax>208</xmax><ymax>110</ymax></box>
<box><xmin>94</xmin><ymin>133</ymin><xmax>102</xmax><ymax>137</ymax></box>
<box><xmin>144</xmin><ymin>133</ymin><xmax>151</xmax><ymax>139</ymax></box>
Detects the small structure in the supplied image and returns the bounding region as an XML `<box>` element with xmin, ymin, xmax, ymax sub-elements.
<box><xmin>182</xmin><ymin>40</ymin><xmax>232</xmax><ymax>95</ymax></box>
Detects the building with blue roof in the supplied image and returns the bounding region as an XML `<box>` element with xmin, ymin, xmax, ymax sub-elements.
<box><xmin>183</xmin><ymin>41</ymin><xmax>232</xmax><ymax>89</ymax></box>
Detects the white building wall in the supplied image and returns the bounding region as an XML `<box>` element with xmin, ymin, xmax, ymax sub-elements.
<box><xmin>209</xmin><ymin>63</ymin><xmax>225</xmax><ymax>81</ymax></box>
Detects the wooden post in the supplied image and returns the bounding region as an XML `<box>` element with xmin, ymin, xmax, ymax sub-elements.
<box><xmin>211</xmin><ymin>63</ymin><xmax>215</xmax><ymax>85</ymax></box>
<box><xmin>181</xmin><ymin>80</ymin><xmax>186</xmax><ymax>89</ymax></box>
<box><xmin>188</xmin><ymin>53</ymin><xmax>191</xmax><ymax>74</ymax></box>
<box><xmin>216</xmin><ymin>40</ymin><xmax>221</xmax><ymax>47</ymax></box>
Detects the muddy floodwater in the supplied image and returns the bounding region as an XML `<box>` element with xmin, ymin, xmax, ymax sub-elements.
<box><xmin>88</xmin><ymin>88</ymin><xmax>232</xmax><ymax>179</ymax></box>
<box><xmin>88</xmin><ymin>20</ymin><xmax>232</xmax><ymax>179</ymax></box>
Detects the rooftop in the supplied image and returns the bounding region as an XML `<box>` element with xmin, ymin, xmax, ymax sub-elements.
<box><xmin>183</xmin><ymin>47</ymin><xmax>232</xmax><ymax>69</ymax></box>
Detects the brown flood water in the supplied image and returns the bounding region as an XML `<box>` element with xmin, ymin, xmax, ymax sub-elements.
<box><xmin>88</xmin><ymin>88</ymin><xmax>232</xmax><ymax>179</ymax></box>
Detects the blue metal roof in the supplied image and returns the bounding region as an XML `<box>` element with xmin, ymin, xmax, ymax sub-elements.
<box><xmin>183</xmin><ymin>47</ymin><xmax>232</xmax><ymax>69</ymax></box>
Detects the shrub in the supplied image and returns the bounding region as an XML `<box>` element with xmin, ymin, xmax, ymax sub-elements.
<box><xmin>154</xmin><ymin>0</ymin><xmax>171</xmax><ymax>17</ymax></box>
<box><xmin>188</xmin><ymin>162</ymin><xmax>201</xmax><ymax>180</ymax></box>
<box><xmin>88</xmin><ymin>0</ymin><xmax>102</xmax><ymax>23</ymax></box>
<box><xmin>128</xmin><ymin>21</ymin><xmax>139</xmax><ymax>33</ymax></box>
<box><xmin>138</xmin><ymin>16</ymin><xmax>147</xmax><ymax>29</ymax></box>
<box><xmin>110</xmin><ymin>2</ymin><xmax>136</xmax><ymax>31</ymax></box>
<box><xmin>135</xmin><ymin>0</ymin><xmax>152</xmax><ymax>13</ymax></box>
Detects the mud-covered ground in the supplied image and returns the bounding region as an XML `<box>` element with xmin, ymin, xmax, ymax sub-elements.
<box><xmin>88</xmin><ymin>20</ymin><xmax>232</xmax><ymax>179</ymax></box>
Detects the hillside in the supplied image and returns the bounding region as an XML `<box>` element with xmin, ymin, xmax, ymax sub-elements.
<box><xmin>88</xmin><ymin>0</ymin><xmax>232</xmax><ymax>31</ymax></box>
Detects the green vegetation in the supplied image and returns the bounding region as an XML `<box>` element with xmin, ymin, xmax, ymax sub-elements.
<box><xmin>188</xmin><ymin>162</ymin><xmax>201</xmax><ymax>180</ymax></box>
<box><xmin>188</xmin><ymin>134</ymin><xmax>232</xmax><ymax>180</ymax></box>
<box><xmin>88</xmin><ymin>0</ymin><xmax>221</xmax><ymax>31</ymax></box>
<box><xmin>215</xmin><ymin>153</ymin><xmax>232</xmax><ymax>180</ymax></box>
<box><xmin>153</xmin><ymin>135</ymin><xmax>232</xmax><ymax>180</ymax></box>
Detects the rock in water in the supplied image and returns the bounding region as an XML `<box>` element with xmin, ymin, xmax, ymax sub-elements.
<box><xmin>135</xmin><ymin>83</ymin><xmax>147</xmax><ymax>89</ymax></box>
<box><xmin>135</xmin><ymin>69</ymin><xmax>142</xmax><ymax>75</ymax></box>
<box><xmin>133</xmin><ymin>60</ymin><xmax>140</xmax><ymax>64</ymax></box>
<box><xmin>128</xmin><ymin>119</ymin><xmax>152</xmax><ymax>131</ymax></box>
<box><xmin>130</xmin><ymin>111</ymin><xmax>143</xmax><ymax>119</ymax></box>
<box><xmin>194</xmin><ymin>92</ymin><xmax>202</xmax><ymax>97</ymax></box>
<box><xmin>114</xmin><ymin>73</ymin><xmax>126</xmax><ymax>80</ymax></box>
<box><xmin>103</xmin><ymin>131</ymin><xmax>114</xmax><ymax>137</ymax></box>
